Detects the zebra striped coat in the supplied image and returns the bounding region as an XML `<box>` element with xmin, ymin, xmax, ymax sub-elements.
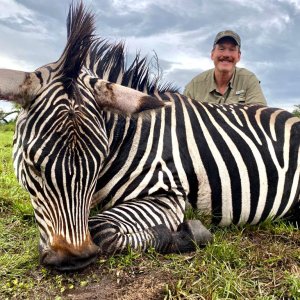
<box><xmin>0</xmin><ymin>3</ymin><xmax>299</xmax><ymax>271</ymax></box>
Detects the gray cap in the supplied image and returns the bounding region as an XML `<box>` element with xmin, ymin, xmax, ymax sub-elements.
<box><xmin>213</xmin><ymin>30</ymin><xmax>241</xmax><ymax>47</ymax></box>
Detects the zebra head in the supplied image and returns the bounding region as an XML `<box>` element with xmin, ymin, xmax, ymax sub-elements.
<box><xmin>0</xmin><ymin>3</ymin><xmax>164</xmax><ymax>271</ymax></box>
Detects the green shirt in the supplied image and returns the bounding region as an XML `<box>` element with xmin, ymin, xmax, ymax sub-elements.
<box><xmin>183</xmin><ymin>67</ymin><xmax>267</xmax><ymax>105</ymax></box>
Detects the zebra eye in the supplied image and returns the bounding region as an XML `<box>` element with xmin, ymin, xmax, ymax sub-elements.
<box><xmin>23</xmin><ymin>142</ymin><xmax>45</xmax><ymax>175</ymax></box>
<box><xmin>23</xmin><ymin>153</ymin><xmax>42</xmax><ymax>175</ymax></box>
<box><xmin>32</xmin><ymin>163</ymin><xmax>42</xmax><ymax>176</ymax></box>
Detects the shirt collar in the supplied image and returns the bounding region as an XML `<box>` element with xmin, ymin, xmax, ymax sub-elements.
<box><xmin>209</xmin><ymin>69</ymin><xmax>217</xmax><ymax>93</ymax></box>
<box><xmin>228</xmin><ymin>68</ymin><xmax>236</xmax><ymax>88</ymax></box>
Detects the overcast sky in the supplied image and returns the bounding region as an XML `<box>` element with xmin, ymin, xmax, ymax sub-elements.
<box><xmin>0</xmin><ymin>0</ymin><xmax>300</xmax><ymax>113</ymax></box>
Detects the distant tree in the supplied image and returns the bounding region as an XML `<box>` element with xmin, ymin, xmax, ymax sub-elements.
<box><xmin>292</xmin><ymin>105</ymin><xmax>300</xmax><ymax>118</ymax></box>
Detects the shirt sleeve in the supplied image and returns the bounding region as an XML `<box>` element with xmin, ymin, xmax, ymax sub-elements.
<box><xmin>245</xmin><ymin>75</ymin><xmax>267</xmax><ymax>105</ymax></box>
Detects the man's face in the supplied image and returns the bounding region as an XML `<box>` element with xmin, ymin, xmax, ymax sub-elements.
<box><xmin>211</xmin><ymin>39</ymin><xmax>241</xmax><ymax>74</ymax></box>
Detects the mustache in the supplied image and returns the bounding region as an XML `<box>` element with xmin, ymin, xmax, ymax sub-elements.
<box><xmin>219</xmin><ymin>57</ymin><xmax>234</xmax><ymax>62</ymax></box>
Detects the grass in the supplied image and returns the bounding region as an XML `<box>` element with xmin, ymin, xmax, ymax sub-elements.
<box><xmin>163</xmin><ymin>224</ymin><xmax>300</xmax><ymax>299</ymax></box>
<box><xmin>0</xmin><ymin>122</ymin><xmax>300</xmax><ymax>299</ymax></box>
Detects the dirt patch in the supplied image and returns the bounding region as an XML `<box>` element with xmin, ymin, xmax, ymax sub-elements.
<box><xmin>65</xmin><ymin>267</ymin><xmax>172</xmax><ymax>300</ymax></box>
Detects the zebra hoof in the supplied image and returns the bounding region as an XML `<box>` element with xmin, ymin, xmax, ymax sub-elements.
<box><xmin>170</xmin><ymin>220</ymin><xmax>212</xmax><ymax>253</ymax></box>
<box><xmin>178</xmin><ymin>220</ymin><xmax>212</xmax><ymax>245</ymax></box>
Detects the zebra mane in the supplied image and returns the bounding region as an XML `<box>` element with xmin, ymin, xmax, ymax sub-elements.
<box><xmin>59</xmin><ymin>2</ymin><xmax>95</xmax><ymax>98</ymax></box>
<box><xmin>86</xmin><ymin>41</ymin><xmax>179</xmax><ymax>94</ymax></box>
<box><xmin>60</xmin><ymin>2</ymin><xmax>178</xmax><ymax>98</ymax></box>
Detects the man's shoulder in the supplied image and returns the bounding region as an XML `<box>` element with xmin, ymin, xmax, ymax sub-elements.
<box><xmin>235</xmin><ymin>67</ymin><xmax>256</xmax><ymax>78</ymax></box>
<box><xmin>190</xmin><ymin>68</ymin><xmax>214</xmax><ymax>83</ymax></box>
<box><xmin>184</xmin><ymin>69</ymin><xmax>213</xmax><ymax>98</ymax></box>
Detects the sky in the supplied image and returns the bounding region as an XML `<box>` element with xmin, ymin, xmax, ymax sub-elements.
<box><xmin>0</xmin><ymin>0</ymin><xmax>300</xmax><ymax>114</ymax></box>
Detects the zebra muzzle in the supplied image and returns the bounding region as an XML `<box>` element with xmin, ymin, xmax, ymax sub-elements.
<box><xmin>39</xmin><ymin>235</ymin><xmax>100</xmax><ymax>271</ymax></box>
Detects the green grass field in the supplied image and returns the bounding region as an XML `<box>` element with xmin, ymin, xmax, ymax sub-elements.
<box><xmin>0</xmin><ymin>123</ymin><xmax>299</xmax><ymax>299</ymax></box>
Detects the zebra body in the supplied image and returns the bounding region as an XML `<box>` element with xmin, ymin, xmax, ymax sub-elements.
<box><xmin>1</xmin><ymin>3</ymin><xmax>299</xmax><ymax>270</ymax></box>
<box><xmin>89</xmin><ymin>97</ymin><xmax>300</xmax><ymax>227</ymax></box>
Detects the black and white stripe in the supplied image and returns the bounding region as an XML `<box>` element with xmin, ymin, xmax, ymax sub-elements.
<box><xmin>10</xmin><ymin>3</ymin><xmax>300</xmax><ymax>261</ymax></box>
<box><xmin>89</xmin><ymin>95</ymin><xmax>300</xmax><ymax>232</ymax></box>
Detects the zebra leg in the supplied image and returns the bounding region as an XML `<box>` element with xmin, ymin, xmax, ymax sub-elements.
<box><xmin>88</xmin><ymin>196</ymin><xmax>212</xmax><ymax>255</ymax></box>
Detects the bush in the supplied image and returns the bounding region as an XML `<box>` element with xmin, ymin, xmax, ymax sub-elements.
<box><xmin>292</xmin><ymin>104</ymin><xmax>300</xmax><ymax>118</ymax></box>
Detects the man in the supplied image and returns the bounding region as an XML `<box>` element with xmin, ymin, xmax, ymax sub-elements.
<box><xmin>184</xmin><ymin>30</ymin><xmax>267</xmax><ymax>105</ymax></box>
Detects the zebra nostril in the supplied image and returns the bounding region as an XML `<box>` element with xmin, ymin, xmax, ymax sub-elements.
<box><xmin>40</xmin><ymin>249</ymin><xmax>57</xmax><ymax>267</ymax></box>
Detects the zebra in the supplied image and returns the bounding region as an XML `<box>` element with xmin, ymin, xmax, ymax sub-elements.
<box><xmin>0</xmin><ymin>3</ymin><xmax>299</xmax><ymax>271</ymax></box>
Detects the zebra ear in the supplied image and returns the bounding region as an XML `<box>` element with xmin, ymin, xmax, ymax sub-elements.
<box><xmin>0</xmin><ymin>69</ymin><xmax>39</xmax><ymax>107</ymax></box>
<box><xmin>84</xmin><ymin>76</ymin><xmax>164</xmax><ymax>113</ymax></box>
